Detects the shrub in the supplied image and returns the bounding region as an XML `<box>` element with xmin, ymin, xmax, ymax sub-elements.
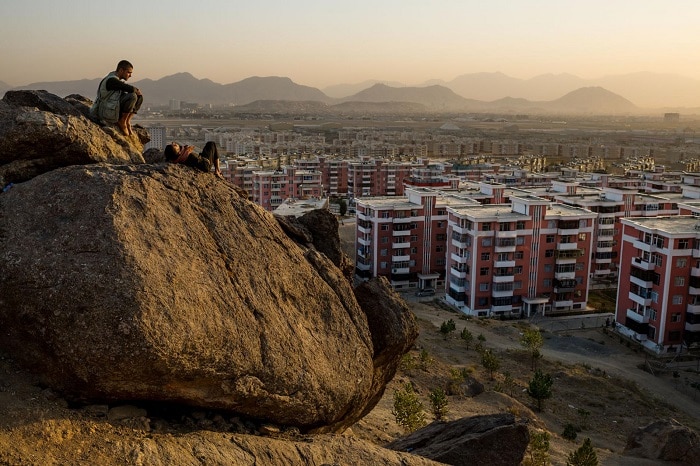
<box><xmin>481</xmin><ymin>349</ymin><xmax>501</xmax><ymax>380</ymax></box>
<box><xmin>429</xmin><ymin>387</ymin><xmax>449</xmax><ymax>420</ymax></box>
<box><xmin>523</xmin><ymin>430</ymin><xmax>550</xmax><ymax>466</ymax></box>
<box><xmin>562</xmin><ymin>423</ymin><xmax>578</xmax><ymax>441</ymax></box>
<box><xmin>440</xmin><ymin>319</ymin><xmax>457</xmax><ymax>339</ymax></box>
<box><xmin>566</xmin><ymin>438</ymin><xmax>599</xmax><ymax>466</ymax></box>
<box><xmin>527</xmin><ymin>370</ymin><xmax>553</xmax><ymax>412</ymax></box>
<box><xmin>460</xmin><ymin>327</ymin><xmax>474</xmax><ymax>349</ymax></box>
<box><xmin>392</xmin><ymin>383</ymin><xmax>426</xmax><ymax>433</ymax></box>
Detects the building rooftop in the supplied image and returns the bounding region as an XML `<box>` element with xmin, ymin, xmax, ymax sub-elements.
<box><xmin>621</xmin><ymin>215</ymin><xmax>700</xmax><ymax>234</ymax></box>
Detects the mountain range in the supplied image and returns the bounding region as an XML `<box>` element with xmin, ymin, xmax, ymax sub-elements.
<box><xmin>3</xmin><ymin>71</ymin><xmax>699</xmax><ymax>115</ymax></box>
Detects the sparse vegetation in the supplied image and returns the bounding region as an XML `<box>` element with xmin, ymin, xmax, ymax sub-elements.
<box><xmin>562</xmin><ymin>423</ymin><xmax>579</xmax><ymax>441</ymax></box>
<box><xmin>418</xmin><ymin>348</ymin><xmax>432</xmax><ymax>371</ymax></box>
<box><xmin>524</xmin><ymin>430</ymin><xmax>550</xmax><ymax>466</ymax></box>
<box><xmin>460</xmin><ymin>327</ymin><xmax>474</xmax><ymax>349</ymax></box>
<box><xmin>439</xmin><ymin>319</ymin><xmax>456</xmax><ymax>339</ymax></box>
<box><xmin>527</xmin><ymin>370</ymin><xmax>554</xmax><ymax>412</ymax></box>
<box><xmin>521</xmin><ymin>328</ymin><xmax>544</xmax><ymax>370</ymax></box>
<box><xmin>391</xmin><ymin>382</ymin><xmax>426</xmax><ymax>433</ymax></box>
<box><xmin>566</xmin><ymin>438</ymin><xmax>599</xmax><ymax>466</ymax></box>
<box><xmin>481</xmin><ymin>349</ymin><xmax>500</xmax><ymax>380</ymax></box>
<box><xmin>428</xmin><ymin>387</ymin><xmax>449</xmax><ymax>420</ymax></box>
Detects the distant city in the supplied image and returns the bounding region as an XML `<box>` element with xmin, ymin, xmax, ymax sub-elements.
<box><xmin>139</xmin><ymin>107</ymin><xmax>700</xmax><ymax>357</ymax></box>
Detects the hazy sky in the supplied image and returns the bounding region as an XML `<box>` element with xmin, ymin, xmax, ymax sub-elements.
<box><xmin>2</xmin><ymin>0</ymin><xmax>700</xmax><ymax>88</ymax></box>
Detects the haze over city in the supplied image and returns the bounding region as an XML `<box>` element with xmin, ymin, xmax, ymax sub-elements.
<box><xmin>3</xmin><ymin>0</ymin><xmax>700</xmax><ymax>93</ymax></box>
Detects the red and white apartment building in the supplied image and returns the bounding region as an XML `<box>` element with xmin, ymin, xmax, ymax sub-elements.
<box><xmin>616</xmin><ymin>215</ymin><xmax>700</xmax><ymax>353</ymax></box>
<box><xmin>445</xmin><ymin>194</ymin><xmax>596</xmax><ymax>317</ymax></box>
<box><xmin>356</xmin><ymin>181</ymin><xmax>598</xmax><ymax>318</ymax></box>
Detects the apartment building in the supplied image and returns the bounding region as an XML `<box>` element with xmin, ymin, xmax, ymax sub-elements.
<box><xmin>250</xmin><ymin>167</ymin><xmax>322</xmax><ymax>211</ymax></box>
<box><xmin>355</xmin><ymin>188</ymin><xmax>477</xmax><ymax>290</ymax></box>
<box><xmin>445</xmin><ymin>195</ymin><xmax>596</xmax><ymax>317</ymax></box>
<box><xmin>616</xmin><ymin>215</ymin><xmax>700</xmax><ymax>353</ymax></box>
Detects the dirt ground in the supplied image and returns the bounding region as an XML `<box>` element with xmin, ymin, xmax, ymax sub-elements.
<box><xmin>350</xmin><ymin>298</ymin><xmax>700</xmax><ymax>465</ymax></box>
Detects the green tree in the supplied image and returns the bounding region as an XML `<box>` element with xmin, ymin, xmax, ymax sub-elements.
<box><xmin>524</xmin><ymin>430</ymin><xmax>550</xmax><ymax>466</ymax></box>
<box><xmin>481</xmin><ymin>349</ymin><xmax>501</xmax><ymax>380</ymax></box>
<box><xmin>566</xmin><ymin>438</ymin><xmax>599</xmax><ymax>466</ymax></box>
<box><xmin>577</xmin><ymin>408</ymin><xmax>591</xmax><ymax>430</ymax></box>
<box><xmin>429</xmin><ymin>387</ymin><xmax>449</xmax><ymax>420</ymax></box>
<box><xmin>521</xmin><ymin>328</ymin><xmax>544</xmax><ymax>370</ymax></box>
<box><xmin>460</xmin><ymin>327</ymin><xmax>474</xmax><ymax>349</ymax></box>
<box><xmin>338</xmin><ymin>198</ymin><xmax>348</xmax><ymax>216</ymax></box>
<box><xmin>447</xmin><ymin>368</ymin><xmax>466</xmax><ymax>396</ymax></box>
<box><xmin>527</xmin><ymin>369</ymin><xmax>553</xmax><ymax>411</ymax></box>
<box><xmin>440</xmin><ymin>319</ymin><xmax>457</xmax><ymax>339</ymax></box>
<box><xmin>392</xmin><ymin>382</ymin><xmax>426</xmax><ymax>433</ymax></box>
<box><xmin>562</xmin><ymin>423</ymin><xmax>578</xmax><ymax>441</ymax></box>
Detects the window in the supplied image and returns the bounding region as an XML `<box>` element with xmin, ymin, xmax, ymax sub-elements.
<box><xmin>675</xmin><ymin>276</ymin><xmax>685</xmax><ymax>286</ymax></box>
<box><xmin>575</xmin><ymin>263</ymin><xmax>584</xmax><ymax>271</ymax></box>
<box><xmin>381</xmin><ymin>237</ymin><xmax>388</xmax><ymax>243</ymax></box>
<box><xmin>436</xmin><ymin>258</ymin><xmax>445</xmax><ymax>266</ymax></box>
<box><xmin>545</xmin><ymin>249</ymin><xmax>554</xmax><ymax>258</ymax></box>
<box><xmin>514</xmin><ymin>266</ymin><xmax>523</xmax><ymax>274</ymax></box>
<box><xmin>514</xmin><ymin>251</ymin><xmax>524</xmax><ymax>260</ymax></box>
<box><xmin>479</xmin><ymin>283</ymin><xmax>489</xmax><ymax>291</ymax></box>
<box><xmin>482</xmin><ymin>238</ymin><xmax>492</xmax><ymax>247</ymax></box>
<box><xmin>437</xmin><ymin>221</ymin><xmax>444</xmax><ymax>228</ymax></box>
<box><xmin>679</xmin><ymin>239</ymin><xmax>690</xmax><ymax>249</ymax></box>
<box><xmin>411</xmin><ymin>247</ymin><xmax>418</xmax><ymax>254</ymax></box>
<box><xmin>380</xmin><ymin>262</ymin><xmax>387</xmax><ymax>269</ymax></box>
<box><xmin>516</xmin><ymin>221</ymin><xmax>526</xmax><ymax>230</ymax></box>
<box><xmin>514</xmin><ymin>281</ymin><xmax>522</xmax><ymax>289</ymax></box>
<box><xmin>410</xmin><ymin>235</ymin><xmax>418</xmax><ymax>242</ymax></box>
<box><xmin>381</xmin><ymin>224</ymin><xmax>389</xmax><ymax>231</ymax></box>
<box><xmin>481</xmin><ymin>223</ymin><xmax>491</xmax><ymax>231</ymax></box>
<box><xmin>673</xmin><ymin>295</ymin><xmax>683</xmax><ymax>305</ymax></box>
<box><xmin>543</xmin><ymin>279</ymin><xmax>552</xmax><ymax>288</ymax></box>
<box><xmin>381</xmin><ymin>211</ymin><xmax>390</xmax><ymax>218</ymax></box>
<box><xmin>578</xmin><ymin>233</ymin><xmax>586</xmax><ymax>241</ymax></box>
<box><xmin>546</xmin><ymin>235</ymin><xmax>555</xmax><ymax>243</ymax></box>
<box><xmin>516</xmin><ymin>236</ymin><xmax>525</xmax><ymax>245</ymax></box>
<box><xmin>544</xmin><ymin>264</ymin><xmax>552</xmax><ymax>272</ymax></box>
<box><xmin>677</xmin><ymin>258</ymin><xmax>688</xmax><ymax>268</ymax></box>
<box><xmin>436</xmin><ymin>245</ymin><xmax>444</xmax><ymax>253</ymax></box>
<box><xmin>380</xmin><ymin>249</ymin><xmax>387</xmax><ymax>256</ymax></box>
<box><xmin>651</xmin><ymin>291</ymin><xmax>658</xmax><ymax>303</ymax></box>
<box><xmin>499</xmin><ymin>223</ymin><xmax>511</xmax><ymax>232</ymax></box>
<box><xmin>671</xmin><ymin>312</ymin><xmax>682</xmax><ymax>322</ymax></box>
<box><xmin>436</xmin><ymin>233</ymin><xmax>446</xmax><ymax>241</ymax></box>
<box><xmin>481</xmin><ymin>252</ymin><xmax>491</xmax><ymax>261</ymax></box>
<box><xmin>480</xmin><ymin>267</ymin><xmax>490</xmax><ymax>276</ymax></box>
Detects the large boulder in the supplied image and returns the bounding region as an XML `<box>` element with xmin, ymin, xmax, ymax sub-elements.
<box><xmin>0</xmin><ymin>162</ymin><xmax>418</xmax><ymax>432</ymax></box>
<box><xmin>624</xmin><ymin>418</ymin><xmax>700</xmax><ymax>463</ymax></box>
<box><xmin>387</xmin><ymin>413</ymin><xmax>530</xmax><ymax>466</ymax></box>
<box><xmin>0</xmin><ymin>90</ymin><xmax>146</xmax><ymax>185</ymax></box>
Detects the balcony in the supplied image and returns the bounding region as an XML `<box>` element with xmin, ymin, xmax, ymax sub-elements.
<box><xmin>356</xmin><ymin>262</ymin><xmax>370</xmax><ymax>271</ymax></box>
<box><xmin>694</xmin><ymin>248</ymin><xmax>700</xmax><ymax>259</ymax></box>
<box><xmin>554</xmin><ymin>270</ymin><xmax>576</xmax><ymax>280</ymax></box>
<box><xmin>390</xmin><ymin>267</ymin><xmax>409</xmax><ymax>275</ymax></box>
<box><xmin>451</xmin><ymin>253</ymin><xmax>469</xmax><ymax>264</ymax></box>
<box><xmin>628</xmin><ymin>291</ymin><xmax>652</xmax><ymax>307</ymax></box>
<box><xmin>626</xmin><ymin>308</ymin><xmax>650</xmax><ymax>324</ymax></box>
<box><xmin>685</xmin><ymin>322</ymin><xmax>700</xmax><ymax>332</ymax></box>
<box><xmin>492</xmin><ymin>289</ymin><xmax>514</xmax><ymax>298</ymax></box>
<box><xmin>357</xmin><ymin>237</ymin><xmax>371</xmax><ymax>246</ymax></box>
<box><xmin>631</xmin><ymin>257</ymin><xmax>654</xmax><ymax>271</ymax></box>
<box><xmin>451</xmin><ymin>267</ymin><xmax>468</xmax><ymax>279</ymax></box>
<box><xmin>630</xmin><ymin>275</ymin><xmax>653</xmax><ymax>289</ymax></box>
<box><xmin>494</xmin><ymin>260</ymin><xmax>516</xmax><ymax>268</ymax></box>
<box><xmin>496</xmin><ymin>230</ymin><xmax>518</xmax><ymax>238</ymax></box>
<box><xmin>688</xmin><ymin>304</ymin><xmax>700</xmax><ymax>315</ymax></box>
<box><xmin>393</xmin><ymin>217</ymin><xmax>412</xmax><ymax>224</ymax></box>
<box><xmin>392</xmin><ymin>230</ymin><xmax>410</xmax><ymax>237</ymax></box>
<box><xmin>554</xmin><ymin>300</ymin><xmax>574</xmax><ymax>308</ymax></box>
<box><xmin>391</xmin><ymin>255</ymin><xmax>410</xmax><ymax>262</ymax></box>
<box><xmin>491</xmin><ymin>304</ymin><xmax>513</xmax><ymax>313</ymax></box>
<box><xmin>557</xmin><ymin>228</ymin><xmax>579</xmax><ymax>236</ymax></box>
<box><xmin>392</xmin><ymin>241</ymin><xmax>410</xmax><ymax>249</ymax></box>
<box><xmin>493</xmin><ymin>274</ymin><xmax>514</xmax><ymax>283</ymax></box>
<box><xmin>692</xmin><ymin>267</ymin><xmax>700</xmax><ymax>278</ymax></box>
<box><xmin>690</xmin><ymin>285</ymin><xmax>700</xmax><ymax>296</ymax></box>
<box><xmin>632</xmin><ymin>240</ymin><xmax>652</xmax><ymax>253</ymax></box>
<box><xmin>556</xmin><ymin>242</ymin><xmax>579</xmax><ymax>251</ymax></box>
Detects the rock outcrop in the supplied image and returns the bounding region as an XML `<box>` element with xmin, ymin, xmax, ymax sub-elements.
<box><xmin>624</xmin><ymin>418</ymin><xmax>700</xmax><ymax>464</ymax></box>
<box><xmin>0</xmin><ymin>162</ymin><xmax>417</xmax><ymax>433</ymax></box>
<box><xmin>0</xmin><ymin>90</ymin><xmax>146</xmax><ymax>185</ymax></box>
<box><xmin>387</xmin><ymin>413</ymin><xmax>530</xmax><ymax>466</ymax></box>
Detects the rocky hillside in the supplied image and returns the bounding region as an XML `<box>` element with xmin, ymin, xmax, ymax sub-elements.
<box><xmin>0</xmin><ymin>90</ymin><xmax>529</xmax><ymax>465</ymax></box>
